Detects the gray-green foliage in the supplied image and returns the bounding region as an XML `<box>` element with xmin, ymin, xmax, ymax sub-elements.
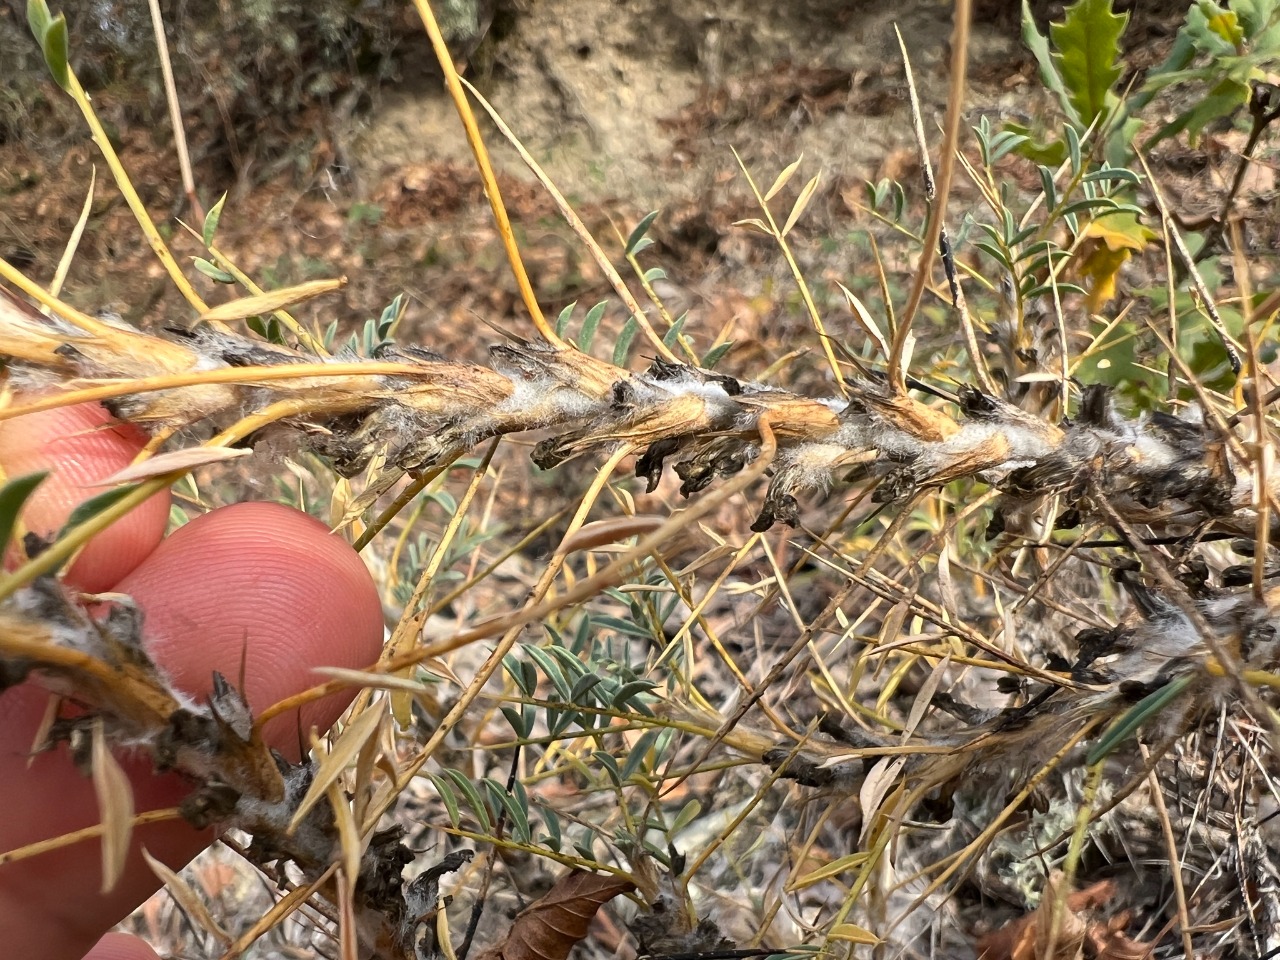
<box><xmin>468</xmin><ymin>589</ymin><xmax>686</xmax><ymax>866</ymax></box>
<box><xmin>860</xmin><ymin>0</ymin><xmax>1272</xmax><ymax>407</ymax></box>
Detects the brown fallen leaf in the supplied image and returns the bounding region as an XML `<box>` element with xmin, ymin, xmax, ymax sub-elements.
<box><xmin>1085</xmin><ymin>909</ymin><xmax>1151</xmax><ymax>960</ymax></box>
<box><xmin>476</xmin><ymin>870</ymin><xmax>636</xmax><ymax>960</ymax></box>
<box><xmin>975</xmin><ymin>876</ymin><xmax>1121</xmax><ymax>960</ymax></box>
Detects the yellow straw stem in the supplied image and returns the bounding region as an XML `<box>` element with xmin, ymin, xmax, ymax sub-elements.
<box><xmin>0</xmin><ymin>361</ymin><xmax>427</xmax><ymax>421</ymax></box>
<box><xmin>64</xmin><ymin>71</ymin><xmax>208</xmax><ymax>313</ymax></box>
<box><xmin>1</xmin><ymin>256</ymin><xmax>121</xmax><ymax>338</ymax></box>
<box><xmin>408</xmin><ymin>0</ymin><xmax>567</xmax><ymax>350</ymax></box>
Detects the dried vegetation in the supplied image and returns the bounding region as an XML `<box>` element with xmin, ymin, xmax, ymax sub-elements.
<box><xmin>3</xmin><ymin>1</ymin><xmax>1280</xmax><ymax>959</ymax></box>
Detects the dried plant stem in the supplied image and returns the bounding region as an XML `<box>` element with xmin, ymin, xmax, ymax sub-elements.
<box><xmin>1159</xmin><ymin>196</ymin><xmax>1181</xmax><ymax>399</ymax></box>
<box><xmin>216</xmin><ymin>864</ymin><xmax>338</xmax><ymax>960</ymax></box>
<box><xmin>0</xmin><ymin>808</ymin><xmax>181</xmax><ymax>866</ymax></box>
<box><xmin>662</xmin><ymin>506</ymin><xmax>905</xmax><ymax>798</ymax></box>
<box><xmin>146</xmin><ymin>0</ymin><xmax>202</xmax><ymax>222</ymax></box>
<box><xmin>0</xmin><ymin>475</ymin><xmax>174</xmax><ymax>601</ymax></box>
<box><xmin>1141</xmin><ymin>743</ymin><xmax>1196</xmax><ymax>958</ymax></box>
<box><xmin>895</xmin><ymin>26</ymin><xmax>935</xmax><ymax>203</ymax></box>
<box><xmin>382</xmin><ymin>440</ymin><xmax>498</xmax><ymax>725</ymax></box>
<box><xmin>1138</xmin><ymin>153</ymin><xmax>1242</xmax><ymax>375</ymax></box>
<box><xmin>420</xmin><ymin>416</ymin><xmax>779</xmax><ymax>658</ymax></box>
<box><xmin>424</xmin><ymin>508</ymin><xmax>570</xmax><ymax>618</ymax></box>
<box><xmin>655</xmin><ymin>538</ymin><xmax>758</xmax><ymax>686</ymax></box>
<box><xmin>259</xmin><ymin>418</ymin><xmax>782</xmax><ymax>736</ymax></box>
<box><xmin>949</xmin><ymin>244</ymin><xmax>998</xmax><ymax>393</ymax></box>
<box><xmin>0</xmin><ymin>255</ymin><xmax>122</xmax><ymax>337</ymax></box>
<box><xmin>456</xmin><ymin>746</ymin><xmax>521</xmax><ymax>960</ymax></box>
<box><xmin>354</xmin><ymin>472</ymin><xmax>436</xmax><ymax>553</ymax></box>
<box><xmin>1043</xmin><ymin>763</ymin><xmax>1102</xmax><ymax>960</ymax></box>
<box><xmin>378</xmin><ymin>442</ymin><xmax>637</xmax><ymax>820</ymax></box>
<box><xmin>60</xmin><ymin>70</ymin><xmax>208</xmax><ymax>312</ymax></box>
<box><xmin>462</xmin><ymin>78</ymin><xmax>681</xmax><ymax>364</ymax></box>
<box><xmin>730</xmin><ymin>148</ymin><xmax>846</xmax><ymax>396</ymax></box>
<box><xmin>1234</xmin><ymin>219</ymin><xmax>1274</xmax><ymax>603</ymax></box>
<box><xmin>1145</xmin><ymin>322</ymin><xmax>1254</xmax><ymax>468</ymax></box>
<box><xmin>649</xmin><ymin>548</ymin><xmax>793</xmax><ymax>738</ymax></box>
<box><xmin>889</xmin><ymin>0</ymin><xmax>971</xmax><ymax>393</ymax></box>
<box><xmin>1188</xmin><ymin>84</ymin><xmax>1280</xmax><ymax>264</ymax></box>
<box><xmin>0</xmin><ymin>361</ymin><xmax>424</xmax><ymax>422</ymax></box>
<box><xmin>625</xmin><ymin>247</ymin><xmax>696</xmax><ymax>362</ymax></box>
<box><xmin>681</xmin><ymin>729</ymin><xmax>812</xmax><ymax>887</ymax></box>
<box><xmin>409</xmin><ymin>0</ymin><xmax>565</xmax><ymax>350</ymax></box>
<box><xmin>204</xmin><ymin>242</ymin><xmax>327</xmax><ymax>354</ymax></box>
<box><xmin>47</xmin><ymin>169</ymin><xmax>95</xmax><ymax>305</ymax></box>
<box><xmin>886</xmin><ymin>715</ymin><xmax>1104</xmax><ymax>932</ymax></box>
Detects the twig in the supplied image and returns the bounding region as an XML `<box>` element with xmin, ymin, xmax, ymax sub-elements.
<box><xmin>147</xmin><ymin>0</ymin><xmax>203</xmax><ymax>222</ymax></box>
<box><xmin>58</xmin><ymin>69</ymin><xmax>208</xmax><ymax>312</ymax></box>
<box><xmin>889</xmin><ymin>0</ymin><xmax>971</xmax><ymax>393</ymax></box>
<box><xmin>408</xmin><ymin>0</ymin><xmax>566</xmax><ymax>349</ymax></box>
<box><xmin>1137</xmin><ymin>153</ymin><xmax>1242</xmax><ymax>376</ymax></box>
<box><xmin>1141</xmin><ymin>742</ymin><xmax>1196</xmax><ymax>959</ymax></box>
<box><xmin>1188</xmin><ymin>81</ymin><xmax>1280</xmax><ymax>266</ymax></box>
<box><xmin>456</xmin><ymin>745</ymin><xmax>522</xmax><ymax>960</ymax></box>
<box><xmin>663</xmin><ymin>493</ymin><xmax>921</xmax><ymax>800</ymax></box>
<box><xmin>460</xmin><ymin>78</ymin><xmax>679</xmax><ymax>364</ymax></box>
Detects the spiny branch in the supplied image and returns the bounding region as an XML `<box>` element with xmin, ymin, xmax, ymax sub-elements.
<box><xmin>0</xmin><ymin>287</ymin><xmax>1271</xmax><ymax>541</ymax></box>
<box><xmin>2</xmin><ymin>280</ymin><xmax>1279</xmax><ymax>958</ymax></box>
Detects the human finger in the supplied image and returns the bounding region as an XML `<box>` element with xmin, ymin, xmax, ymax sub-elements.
<box><xmin>0</xmin><ymin>401</ymin><xmax>169</xmax><ymax>592</ymax></box>
<box><xmin>80</xmin><ymin>933</ymin><xmax>162</xmax><ymax>960</ymax></box>
<box><xmin>0</xmin><ymin>501</ymin><xmax>384</xmax><ymax>959</ymax></box>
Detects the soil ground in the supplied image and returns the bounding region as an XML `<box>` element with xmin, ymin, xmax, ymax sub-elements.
<box><xmin>5</xmin><ymin>0</ymin><xmax>1256</xmax><ymax>380</ymax></box>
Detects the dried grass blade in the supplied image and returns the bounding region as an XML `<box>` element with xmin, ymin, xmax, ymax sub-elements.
<box><xmin>764</xmin><ymin>154</ymin><xmax>804</xmax><ymax>202</ymax></box>
<box><xmin>91</xmin><ymin>718</ymin><xmax>134</xmax><ymax>892</ymax></box>
<box><xmin>328</xmin><ymin>778</ymin><xmax>362</xmax><ymax>899</ymax></box>
<box><xmin>782</xmin><ymin>172</ymin><xmax>821</xmax><ymax>237</ymax></box>
<box><xmin>837</xmin><ymin>281</ymin><xmax>891</xmax><ymax>359</ymax></box>
<box><xmin>557</xmin><ymin>516</ymin><xmax>665</xmax><ymax>555</ymax></box>
<box><xmin>288</xmin><ymin>703</ymin><xmax>386</xmax><ymax>832</ymax></box>
<box><xmin>856</xmin><ymin>756</ymin><xmax>906</xmax><ymax>845</ymax></box>
<box><xmin>459</xmin><ymin>77</ymin><xmax>678</xmax><ymax>363</ymax></box>
<box><xmin>47</xmin><ymin>166</ymin><xmax>94</xmax><ymax>305</ymax></box>
<box><xmin>142</xmin><ymin>847</ymin><xmax>232</xmax><ymax>946</ymax></box>
<box><xmin>902</xmin><ymin>653</ymin><xmax>951</xmax><ymax>740</ymax></box>
<box><xmin>90</xmin><ymin>446</ymin><xmax>251</xmax><ymax>485</ymax></box>
<box><xmin>200</xmin><ymin>278</ymin><xmax>347</xmax><ymax>323</ymax></box>
<box><xmin>312</xmin><ymin>666</ymin><xmax>437</xmax><ymax>694</ymax></box>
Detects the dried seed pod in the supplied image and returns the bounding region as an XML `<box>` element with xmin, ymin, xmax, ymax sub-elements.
<box><xmin>848</xmin><ymin>380</ymin><xmax>961</xmax><ymax>443</ymax></box>
<box><xmin>536</xmin><ymin>363</ymin><xmax>743</xmax><ymax>468</ymax></box>
<box><xmin>0</xmin><ymin>291</ymin><xmax>240</xmax><ymax>427</ymax></box>
<box><xmin>734</xmin><ymin>388</ymin><xmax>843</xmax><ymax>443</ymax></box>
<box><xmin>2</xmin><ymin>285</ymin><xmax>1273</xmax><ymax>541</ymax></box>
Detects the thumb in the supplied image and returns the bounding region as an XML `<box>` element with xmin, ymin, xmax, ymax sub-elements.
<box><xmin>0</xmin><ymin>502</ymin><xmax>386</xmax><ymax>959</ymax></box>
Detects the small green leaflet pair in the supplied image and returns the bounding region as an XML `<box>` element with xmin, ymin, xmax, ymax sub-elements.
<box><xmin>0</xmin><ymin>470</ymin><xmax>144</xmax><ymax>572</ymax></box>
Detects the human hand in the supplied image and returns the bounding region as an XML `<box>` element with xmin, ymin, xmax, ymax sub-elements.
<box><xmin>0</xmin><ymin>402</ymin><xmax>385</xmax><ymax>959</ymax></box>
